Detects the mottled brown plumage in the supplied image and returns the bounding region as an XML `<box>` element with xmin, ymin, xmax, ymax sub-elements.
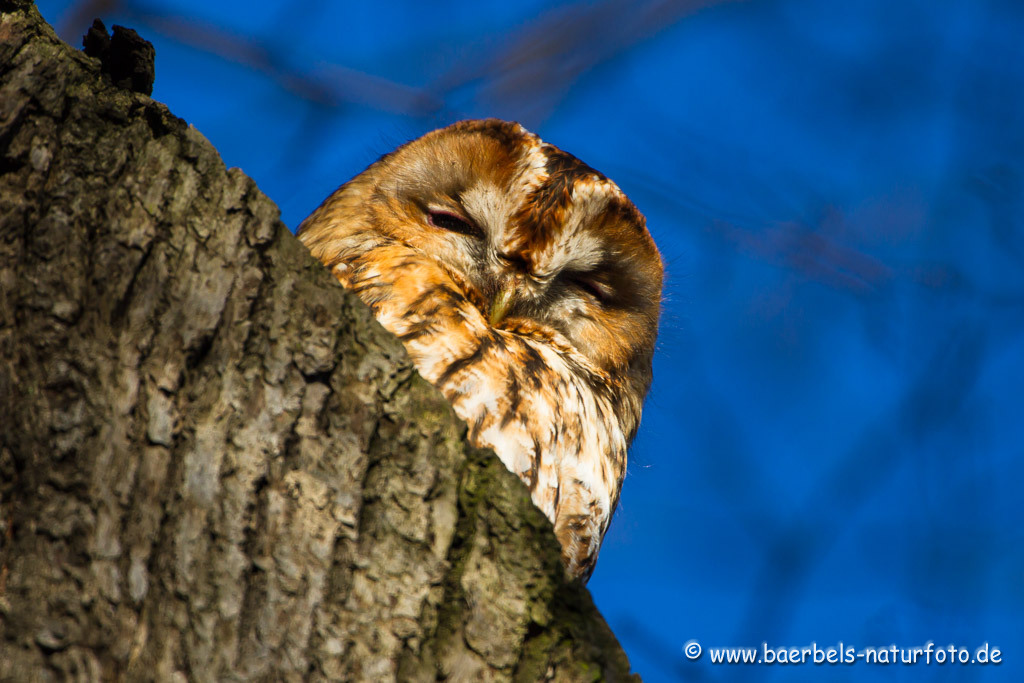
<box><xmin>298</xmin><ymin>119</ymin><xmax>662</xmax><ymax>580</ymax></box>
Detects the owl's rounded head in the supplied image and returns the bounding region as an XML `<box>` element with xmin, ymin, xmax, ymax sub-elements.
<box><xmin>301</xmin><ymin>119</ymin><xmax>663</xmax><ymax>406</ymax></box>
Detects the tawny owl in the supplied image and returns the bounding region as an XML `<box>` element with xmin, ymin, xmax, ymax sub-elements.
<box><xmin>298</xmin><ymin>119</ymin><xmax>662</xmax><ymax>580</ymax></box>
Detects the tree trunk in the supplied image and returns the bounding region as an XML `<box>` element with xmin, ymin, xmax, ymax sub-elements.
<box><xmin>0</xmin><ymin>2</ymin><xmax>637</xmax><ymax>680</ymax></box>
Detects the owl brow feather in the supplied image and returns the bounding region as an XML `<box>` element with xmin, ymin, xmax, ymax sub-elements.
<box><xmin>542</xmin><ymin>145</ymin><xmax>605</xmax><ymax>181</ymax></box>
<box><xmin>511</xmin><ymin>145</ymin><xmax>618</xmax><ymax>254</ymax></box>
<box><xmin>454</xmin><ymin>119</ymin><xmax>529</xmax><ymax>150</ymax></box>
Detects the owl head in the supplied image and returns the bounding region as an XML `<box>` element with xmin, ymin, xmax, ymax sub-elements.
<box><xmin>300</xmin><ymin>119</ymin><xmax>662</xmax><ymax>423</ymax></box>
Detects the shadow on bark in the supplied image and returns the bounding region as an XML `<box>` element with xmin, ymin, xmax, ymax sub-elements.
<box><xmin>0</xmin><ymin>2</ymin><xmax>637</xmax><ymax>679</ymax></box>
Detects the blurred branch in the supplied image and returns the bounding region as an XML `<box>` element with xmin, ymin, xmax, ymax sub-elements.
<box><xmin>625</xmin><ymin>152</ymin><xmax>1024</xmax><ymax>310</ymax></box>
<box><xmin>735</xmin><ymin>326</ymin><xmax>987</xmax><ymax>644</ymax></box>
<box><xmin>59</xmin><ymin>0</ymin><xmax>443</xmax><ymax>113</ymax></box>
<box><xmin>57</xmin><ymin>0</ymin><xmax>741</xmax><ymax>124</ymax></box>
<box><xmin>429</xmin><ymin>0</ymin><xmax>745</xmax><ymax>122</ymax></box>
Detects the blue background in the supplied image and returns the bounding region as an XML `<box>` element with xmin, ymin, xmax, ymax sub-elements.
<box><xmin>36</xmin><ymin>1</ymin><xmax>1022</xmax><ymax>679</ymax></box>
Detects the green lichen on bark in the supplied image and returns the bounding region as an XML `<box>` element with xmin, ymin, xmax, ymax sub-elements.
<box><xmin>0</xmin><ymin>1</ymin><xmax>638</xmax><ymax>680</ymax></box>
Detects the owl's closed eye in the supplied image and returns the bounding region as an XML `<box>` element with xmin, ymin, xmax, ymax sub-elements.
<box><xmin>298</xmin><ymin>119</ymin><xmax>662</xmax><ymax>580</ymax></box>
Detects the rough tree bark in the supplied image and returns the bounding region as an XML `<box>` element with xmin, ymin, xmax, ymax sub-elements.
<box><xmin>0</xmin><ymin>2</ymin><xmax>638</xmax><ymax>680</ymax></box>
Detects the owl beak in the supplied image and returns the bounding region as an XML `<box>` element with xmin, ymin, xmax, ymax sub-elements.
<box><xmin>489</xmin><ymin>284</ymin><xmax>515</xmax><ymax>327</ymax></box>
